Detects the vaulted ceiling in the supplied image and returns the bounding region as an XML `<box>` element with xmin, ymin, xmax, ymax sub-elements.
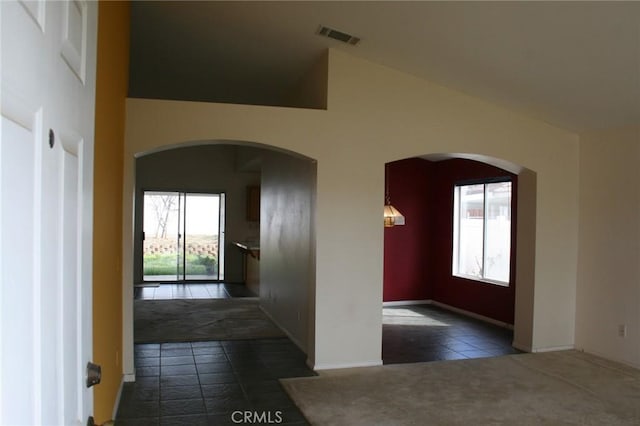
<box><xmin>129</xmin><ymin>1</ymin><xmax>640</xmax><ymax>132</ymax></box>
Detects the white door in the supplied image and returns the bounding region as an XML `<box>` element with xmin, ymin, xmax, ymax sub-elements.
<box><xmin>1</xmin><ymin>1</ymin><xmax>98</xmax><ymax>425</ymax></box>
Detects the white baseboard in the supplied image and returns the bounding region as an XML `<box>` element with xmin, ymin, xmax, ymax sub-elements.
<box><xmin>258</xmin><ymin>304</ymin><xmax>307</xmax><ymax>354</ymax></box>
<box><xmin>531</xmin><ymin>344</ymin><xmax>575</xmax><ymax>353</ymax></box>
<box><xmin>111</xmin><ymin>375</ymin><xmax>125</xmax><ymax>421</ymax></box>
<box><xmin>383</xmin><ymin>299</ymin><xmax>431</xmax><ymax>307</ymax></box>
<box><xmin>312</xmin><ymin>359</ymin><xmax>382</xmax><ymax>371</ymax></box>
<box><xmin>512</xmin><ymin>343</ymin><xmax>576</xmax><ymax>354</ymax></box>
<box><xmin>574</xmin><ymin>347</ymin><xmax>640</xmax><ymax>370</ymax></box>
<box><xmin>123</xmin><ymin>372</ymin><xmax>136</xmax><ymax>382</ymax></box>
<box><xmin>305</xmin><ymin>357</ymin><xmax>315</xmax><ymax>371</ymax></box>
<box><xmin>512</xmin><ymin>341</ymin><xmax>532</xmax><ymax>353</ymax></box>
<box><xmin>429</xmin><ymin>300</ymin><xmax>514</xmax><ymax>330</ymax></box>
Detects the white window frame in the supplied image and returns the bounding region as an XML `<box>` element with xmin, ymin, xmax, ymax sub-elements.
<box><xmin>452</xmin><ymin>179</ymin><xmax>512</xmax><ymax>286</ymax></box>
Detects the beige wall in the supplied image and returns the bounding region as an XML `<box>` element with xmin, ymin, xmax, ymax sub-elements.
<box><xmin>576</xmin><ymin>125</ymin><xmax>640</xmax><ymax>368</ymax></box>
<box><xmin>134</xmin><ymin>145</ymin><xmax>260</xmax><ymax>283</ymax></box>
<box><xmin>123</xmin><ymin>48</ymin><xmax>579</xmax><ymax>372</ymax></box>
<box><xmin>260</xmin><ymin>151</ymin><xmax>316</xmax><ymax>351</ymax></box>
<box><xmin>93</xmin><ymin>1</ymin><xmax>129</xmax><ymax>422</ymax></box>
<box><xmin>285</xmin><ymin>51</ymin><xmax>328</xmax><ymax>110</ymax></box>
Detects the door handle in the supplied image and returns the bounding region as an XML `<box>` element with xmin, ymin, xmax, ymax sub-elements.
<box><xmin>86</xmin><ymin>362</ymin><xmax>101</xmax><ymax>388</ymax></box>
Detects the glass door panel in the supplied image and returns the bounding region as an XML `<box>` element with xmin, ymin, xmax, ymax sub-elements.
<box><xmin>143</xmin><ymin>191</ymin><xmax>180</xmax><ymax>281</ymax></box>
<box><xmin>184</xmin><ymin>194</ymin><xmax>221</xmax><ymax>280</ymax></box>
<box><xmin>177</xmin><ymin>193</ymin><xmax>186</xmax><ymax>279</ymax></box>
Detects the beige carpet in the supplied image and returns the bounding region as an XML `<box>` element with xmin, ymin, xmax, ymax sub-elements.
<box><xmin>281</xmin><ymin>351</ymin><xmax>640</xmax><ymax>425</ymax></box>
<box><xmin>134</xmin><ymin>298</ymin><xmax>285</xmax><ymax>343</ymax></box>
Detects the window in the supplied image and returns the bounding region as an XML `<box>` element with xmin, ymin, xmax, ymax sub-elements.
<box><xmin>453</xmin><ymin>180</ymin><xmax>512</xmax><ymax>285</ymax></box>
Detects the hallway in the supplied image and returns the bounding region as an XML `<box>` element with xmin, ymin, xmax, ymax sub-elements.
<box><xmin>124</xmin><ymin>283</ymin><xmax>313</xmax><ymax>424</ymax></box>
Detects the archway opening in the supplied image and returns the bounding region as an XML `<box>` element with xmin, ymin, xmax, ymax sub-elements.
<box><xmin>382</xmin><ymin>153</ymin><xmax>536</xmax><ymax>364</ymax></box>
<box><xmin>124</xmin><ymin>140</ymin><xmax>318</xmax><ymax>374</ymax></box>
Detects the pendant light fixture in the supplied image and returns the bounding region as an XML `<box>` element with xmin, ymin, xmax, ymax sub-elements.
<box><xmin>384</xmin><ymin>163</ymin><xmax>405</xmax><ymax>227</ymax></box>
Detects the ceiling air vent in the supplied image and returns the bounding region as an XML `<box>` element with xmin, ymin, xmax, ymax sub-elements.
<box><xmin>316</xmin><ymin>25</ymin><xmax>360</xmax><ymax>45</ymax></box>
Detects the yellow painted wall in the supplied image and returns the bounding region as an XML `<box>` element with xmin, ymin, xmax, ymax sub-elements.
<box><xmin>93</xmin><ymin>1</ymin><xmax>129</xmax><ymax>422</ymax></box>
<box><xmin>122</xmin><ymin>49</ymin><xmax>579</xmax><ymax>372</ymax></box>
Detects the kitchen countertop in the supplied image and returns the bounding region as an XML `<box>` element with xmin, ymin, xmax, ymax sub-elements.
<box><xmin>233</xmin><ymin>241</ymin><xmax>260</xmax><ymax>259</ymax></box>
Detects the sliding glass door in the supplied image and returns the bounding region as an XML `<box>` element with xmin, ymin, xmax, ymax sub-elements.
<box><xmin>143</xmin><ymin>191</ymin><xmax>225</xmax><ymax>282</ymax></box>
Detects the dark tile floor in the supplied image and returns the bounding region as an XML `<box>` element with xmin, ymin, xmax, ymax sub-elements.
<box><xmin>382</xmin><ymin>304</ymin><xmax>520</xmax><ymax>364</ymax></box>
<box><xmin>117</xmin><ymin>339</ymin><xmax>315</xmax><ymax>425</ymax></box>
<box><xmin>134</xmin><ymin>283</ymin><xmax>255</xmax><ymax>300</ymax></box>
<box><xmin>125</xmin><ymin>288</ymin><xmax>519</xmax><ymax>424</ymax></box>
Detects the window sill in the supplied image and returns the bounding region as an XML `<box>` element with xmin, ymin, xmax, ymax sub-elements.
<box><xmin>453</xmin><ymin>274</ymin><xmax>509</xmax><ymax>287</ymax></box>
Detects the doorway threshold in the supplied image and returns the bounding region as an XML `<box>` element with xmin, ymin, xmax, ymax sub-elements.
<box><xmin>134</xmin><ymin>283</ymin><xmax>160</xmax><ymax>288</ymax></box>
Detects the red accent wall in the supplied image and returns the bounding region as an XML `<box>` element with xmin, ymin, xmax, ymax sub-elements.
<box><xmin>383</xmin><ymin>158</ymin><xmax>433</xmax><ymax>302</ymax></box>
<box><xmin>383</xmin><ymin>158</ymin><xmax>517</xmax><ymax>324</ymax></box>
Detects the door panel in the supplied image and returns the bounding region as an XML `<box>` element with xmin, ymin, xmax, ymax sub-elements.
<box><xmin>1</xmin><ymin>3</ymin><xmax>46</xmax><ymax>424</ymax></box>
<box><xmin>60</xmin><ymin>0</ymin><xmax>87</xmax><ymax>83</ymax></box>
<box><xmin>177</xmin><ymin>193</ymin><xmax>185</xmax><ymax>279</ymax></box>
<box><xmin>1</xmin><ymin>1</ymin><xmax>97</xmax><ymax>424</ymax></box>
<box><xmin>184</xmin><ymin>194</ymin><xmax>221</xmax><ymax>280</ymax></box>
<box><xmin>61</xmin><ymin>146</ymin><xmax>80</xmax><ymax>422</ymax></box>
<box><xmin>143</xmin><ymin>191</ymin><xmax>181</xmax><ymax>281</ymax></box>
<box><xmin>0</xmin><ymin>109</ymin><xmax>39</xmax><ymax>426</ymax></box>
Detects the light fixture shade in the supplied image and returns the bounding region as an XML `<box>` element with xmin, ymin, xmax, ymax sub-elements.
<box><xmin>384</xmin><ymin>162</ymin><xmax>405</xmax><ymax>227</ymax></box>
<box><xmin>384</xmin><ymin>204</ymin><xmax>405</xmax><ymax>227</ymax></box>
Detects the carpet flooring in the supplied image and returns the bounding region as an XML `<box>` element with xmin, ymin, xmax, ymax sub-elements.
<box><xmin>281</xmin><ymin>350</ymin><xmax>640</xmax><ymax>425</ymax></box>
<box><xmin>134</xmin><ymin>298</ymin><xmax>285</xmax><ymax>343</ymax></box>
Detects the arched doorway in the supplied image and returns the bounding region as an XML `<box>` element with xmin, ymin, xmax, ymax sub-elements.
<box><xmin>382</xmin><ymin>153</ymin><xmax>536</xmax><ymax>363</ymax></box>
<box><xmin>122</xmin><ymin>140</ymin><xmax>318</xmax><ymax>378</ymax></box>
